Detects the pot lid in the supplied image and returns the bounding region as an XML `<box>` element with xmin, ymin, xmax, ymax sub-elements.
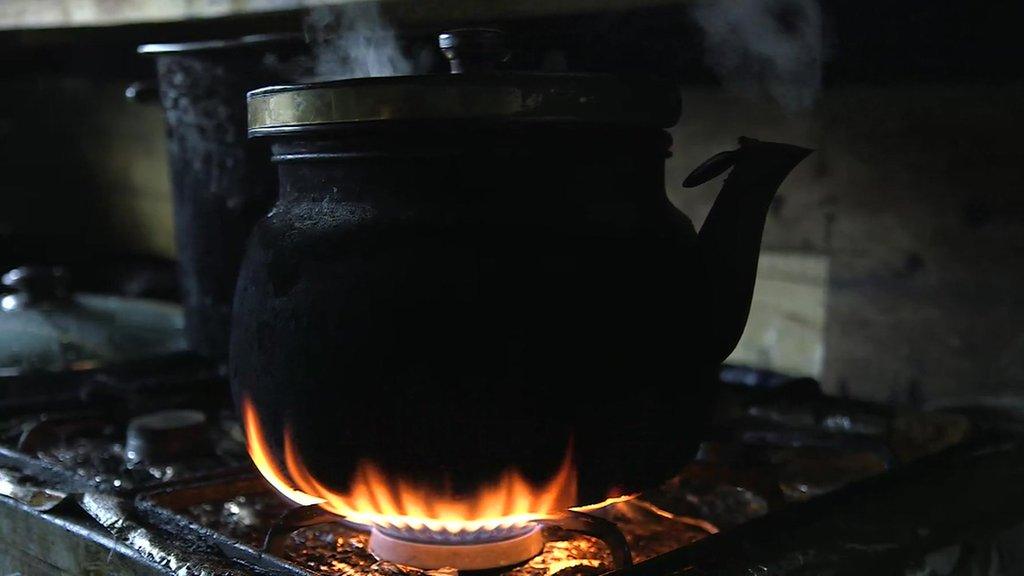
<box><xmin>138</xmin><ymin>33</ymin><xmax>303</xmax><ymax>55</ymax></box>
<box><xmin>247</xmin><ymin>28</ymin><xmax>681</xmax><ymax>135</ymax></box>
<box><xmin>0</xmin><ymin>266</ymin><xmax>186</xmax><ymax>375</ymax></box>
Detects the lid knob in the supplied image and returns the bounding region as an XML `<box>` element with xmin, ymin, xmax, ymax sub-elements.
<box><xmin>125</xmin><ymin>409</ymin><xmax>213</xmax><ymax>468</ymax></box>
<box><xmin>438</xmin><ymin>28</ymin><xmax>510</xmax><ymax>74</ymax></box>
<box><xmin>1</xmin><ymin>266</ymin><xmax>71</xmax><ymax>308</ymax></box>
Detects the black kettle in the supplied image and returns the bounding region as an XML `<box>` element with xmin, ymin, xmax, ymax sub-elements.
<box><xmin>231</xmin><ymin>29</ymin><xmax>811</xmax><ymax>522</ymax></box>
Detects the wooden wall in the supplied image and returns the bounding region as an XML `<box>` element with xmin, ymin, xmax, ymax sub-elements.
<box><xmin>669</xmin><ymin>85</ymin><xmax>1024</xmax><ymax>403</ymax></box>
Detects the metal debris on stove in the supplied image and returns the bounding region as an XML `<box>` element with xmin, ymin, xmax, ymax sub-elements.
<box><xmin>79</xmin><ymin>492</ymin><xmax>254</xmax><ymax>576</ymax></box>
<box><xmin>710</xmin><ymin>427</ymin><xmax>894</xmax><ymax>502</ymax></box>
<box><xmin>888</xmin><ymin>412</ymin><xmax>970</xmax><ymax>463</ymax></box>
<box><xmin>184</xmin><ymin>490</ymin><xmax>294</xmax><ymax>548</ymax></box>
<box><xmin>746</xmin><ymin>403</ymin><xmax>818</xmax><ymax>429</ymax></box>
<box><xmin>0</xmin><ymin>467</ymin><xmax>68</xmax><ymax>510</ymax></box>
<box><xmin>38</xmin><ymin>433</ymin><xmax>128</xmax><ymax>488</ymax></box>
<box><xmin>222</xmin><ymin>494</ymin><xmax>262</xmax><ymax>528</ymax></box>
<box><xmin>644</xmin><ymin>461</ymin><xmax>779</xmax><ymax>530</ymax></box>
<box><xmin>819</xmin><ymin>411</ymin><xmax>889</xmax><ymax>436</ymax></box>
<box><xmin>282</xmin><ymin>523</ymin><xmax>379</xmax><ymax>575</ymax></box>
<box><xmin>521</xmin><ymin>530</ymin><xmax>613</xmax><ymax>576</ymax></box>
<box><xmin>588</xmin><ymin>499</ymin><xmax>716</xmax><ymax>563</ymax></box>
<box><xmin>771</xmin><ymin>446</ymin><xmax>890</xmax><ymax>501</ymax></box>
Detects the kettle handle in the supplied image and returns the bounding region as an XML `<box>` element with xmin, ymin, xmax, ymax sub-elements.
<box><xmin>682</xmin><ymin>148</ymin><xmax>739</xmax><ymax>188</ymax></box>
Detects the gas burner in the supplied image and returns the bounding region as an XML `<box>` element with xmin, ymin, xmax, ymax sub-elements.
<box><xmin>261</xmin><ymin>503</ymin><xmax>633</xmax><ymax>572</ymax></box>
<box><xmin>373</xmin><ymin>520</ymin><xmax>540</xmax><ymax>545</ymax></box>
<box><xmin>368</xmin><ymin>523</ymin><xmax>545</xmax><ymax>571</ymax></box>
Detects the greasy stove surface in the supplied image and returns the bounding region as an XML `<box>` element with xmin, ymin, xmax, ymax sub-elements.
<box><xmin>1</xmin><ymin>359</ymin><xmax>1022</xmax><ymax>576</ymax></box>
<box><xmin>144</xmin><ymin>480</ymin><xmax>711</xmax><ymax>575</ymax></box>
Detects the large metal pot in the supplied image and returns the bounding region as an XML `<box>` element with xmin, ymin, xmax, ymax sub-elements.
<box><xmin>0</xmin><ymin>266</ymin><xmax>185</xmax><ymax>376</ymax></box>
<box><xmin>137</xmin><ymin>34</ymin><xmax>304</xmax><ymax>360</ymax></box>
<box><xmin>232</xmin><ymin>30</ymin><xmax>810</xmax><ymax>511</ymax></box>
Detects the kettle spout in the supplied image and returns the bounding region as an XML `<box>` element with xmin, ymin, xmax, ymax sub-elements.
<box><xmin>685</xmin><ymin>137</ymin><xmax>813</xmax><ymax>363</ymax></box>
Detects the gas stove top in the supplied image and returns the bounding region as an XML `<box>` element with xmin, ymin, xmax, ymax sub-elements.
<box><xmin>1</xmin><ymin>357</ymin><xmax>1022</xmax><ymax>576</ymax></box>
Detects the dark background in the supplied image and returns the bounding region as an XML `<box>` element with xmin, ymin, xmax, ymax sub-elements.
<box><xmin>0</xmin><ymin>0</ymin><xmax>1021</xmax><ymax>403</ymax></box>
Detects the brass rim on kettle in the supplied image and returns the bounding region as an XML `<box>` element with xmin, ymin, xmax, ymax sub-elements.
<box><xmin>247</xmin><ymin>74</ymin><xmax>682</xmax><ymax>135</ymax></box>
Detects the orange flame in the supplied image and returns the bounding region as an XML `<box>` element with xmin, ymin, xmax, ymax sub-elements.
<box><xmin>241</xmin><ymin>396</ymin><xmax>582</xmax><ymax>534</ymax></box>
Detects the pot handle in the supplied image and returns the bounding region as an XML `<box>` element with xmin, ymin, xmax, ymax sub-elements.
<box><xmin>125</xmin><ymin>80</ymin><xmax>159</xmax><ymax>104</ymax></box>
<box><xmin>2</xmin><ymin>266</ymin><xmax>71</xmax><ymax>308</ymax></box>
<box><xmin>539</xmin><ymin>510</ymin><xmax>633</xmax><ymax>570</ymax></box>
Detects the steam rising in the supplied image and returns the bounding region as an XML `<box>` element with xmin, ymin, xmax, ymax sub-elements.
<box><xmin>304</xmin><ymin>3</ymin><xmax>413</xmax><ymax>80</ymax></box>
<box><xmin>690</xmin><ymin>0</ymin><xmax>824</xmax><ymax>111</ymax></box>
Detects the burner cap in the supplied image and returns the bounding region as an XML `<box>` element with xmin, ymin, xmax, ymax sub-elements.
<box><xmin>125</xmin><ymin>409</ymin><xmax>211</xmax><ymax>467</ymax></box>
<box><xmin>368</xmin><ymin>524</ymin><xmax>544</xmax><ymax>571</ymax></box>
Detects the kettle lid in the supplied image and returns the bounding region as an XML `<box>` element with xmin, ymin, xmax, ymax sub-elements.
<box><xmin>247</xmin><ymin>28</ymin><xmax>681</xmax><ymax>135</ymax></box>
